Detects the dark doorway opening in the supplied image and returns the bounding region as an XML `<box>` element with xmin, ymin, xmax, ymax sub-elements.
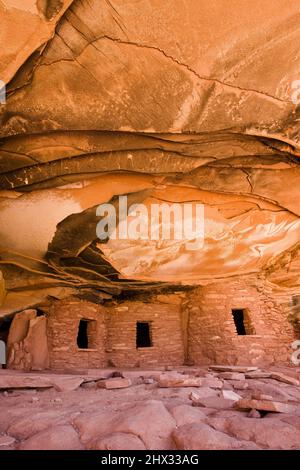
<box><xmin>231</xmin><ymin>309</ymin><xmax>255</xmax><ymax>335</ymax></box>
<box><xmin>232</xmin><ymin>309</ymin><xmax>246</xmax><ymax>335</ymax></box>
<box><xmin>136</xmin><ymin>322</ymin><xmax>152</xmax><ymax>348</ymax></box>
<box><xmin>77</xmin><ymin>319</ymin><xmax>97</xmax><ymax>349</ymax></box>
<box><xmin>0</xmin><ymin>318</ymin><xmax>11</xmax><ymax>369</ymax></box>
<box><xmin>77</xmin><ymin>319</ymin><xmax>89</xmax><ymax>349</ymax></box>
<box><xmin>0</xmin><ymin>318</ymin><xmax>12</xmax><ymax>344</ymax></box>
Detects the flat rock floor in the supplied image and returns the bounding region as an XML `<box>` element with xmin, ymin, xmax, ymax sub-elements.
<box><xmin>0</xmin><ymin>365</ymin><xmax>300</xmax><ymax>450</ymax></box>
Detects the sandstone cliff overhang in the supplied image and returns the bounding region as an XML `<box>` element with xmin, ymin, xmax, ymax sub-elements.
<box><xmin>1</xmin><ymin>0</ymin><xmax>300</xmax><ymax>315</ymax></box>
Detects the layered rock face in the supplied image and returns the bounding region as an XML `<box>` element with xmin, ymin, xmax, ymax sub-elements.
<box><xmin>0</xmin><ymin>0</ymin><xmax>300</xmax><ymax>322</ymax></box>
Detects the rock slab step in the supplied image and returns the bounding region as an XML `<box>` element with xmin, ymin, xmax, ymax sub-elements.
<box><xmin>222</xmin><ymin>390</ymin><xmax>242</xmax><ymax>402</ymax></box>
<box><xmin>218</xmin><ymin>372</ymin><xmax>245</xmax><ymax>381</ymax></box>
<box><xmin>158</xmin><ymin>373</ymin><xmax>222</xmax><ymax>389</ymax></box>
<box><xmin>210</xmin><ymin>366</ymin><xmax>258</xmax><ymax>373</ymax></box>
<box><xmin>235</xmin><ymin>398</ymin><xmax>300</xmax><ymax>414</ymax></box>
<box><xmin>97</xmin><ymin>378</ymin><xmax>132</xmax><ymax>389</ymax></box>
<box><xmin>191</xmin><ymin>396</ymin><xmax>235</xmax><ymax>410</ymax></box>
<box><xmin>270</xmin><ymin>372</ymin><xmax>300</xmax><ymax>386</ymax></box>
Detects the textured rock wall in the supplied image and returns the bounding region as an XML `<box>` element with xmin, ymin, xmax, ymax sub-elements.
<box><xmin>0</xmin><ymin>0</ymin><xmax>73</xmax><ymax>84</ymax></box>
<box><xmin>47</xmin><ymin>297</ymin><xmax>106</xmax><ymax>370</ymax></box>
<box><xmin>7</xmin><ymin>309</ymin><xmax>49</xmax><ymax>371</ymax></box>
<box><xmin>1</xmin><ymin>0</ymin><xmax>300</xmax><ymax>314</ymax></box>
<box><xmin>46</xmin><ymin>296</ymin><xmax>184</xmax><ymax>369</ymax></box>
<box><xmin>105</xmin><ymin>299</ymin><xmax>185</xmax><ymax>368</ymax></box>
<box><xmin>39</xmin><ymin>281</ymin><xmax>298</xmax><ymax>370</ymax></box>
<box><xmin>0</xmin><ymin>271</ymin><xmax>5</xmax><ymax>307</ymax></box>
<box><xmin>187</xmin><ymin>277</ymin><xmax>296</xmax><ymax>366</ymax></box>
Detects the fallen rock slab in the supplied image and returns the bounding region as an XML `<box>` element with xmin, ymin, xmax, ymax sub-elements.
<box><xmin>201</xmin><ymin>378</ymin><xmax>223</xmax><ymax>389</ymax></box>
<box><xmin>210</xmin><ymin>366</ymin><xmax>258</xmax><ymax>373</ymax></box>
<box><xmin>269</xmin><ymin>367</ymin><xmax>300</xmax><ymax>380</ymax></box>
<box><xmin>218</xmin><ymin>372</ymin><xmax>245</xmax><ymax>381</ymax></box>
<box><xmin>270</xmin><ymin>372</ymin><xmax>300</xmax><ymax>386</ymax></box>
<box><xmin>191</xmin><ymin>396</ymin><xmax>235</xmax><ymax>410</ymax></box>
<box><xmin>235</xmin><ymin>398</ymin><xmax>300</xmax><ymax>414</ymax></box>
<box><xmin>81</xmin><ymin>381</ymin><xmax>97</xmax><ymax>390</ymax></box>
<box><xmin>245</xmin><ymin>372</ymin><xmax>271</xmax><ymax>379</ymax></box>
<box><xmin>0</xmin><ymin>374</ymin><xmax>53</xmax><ymax>389</ymax></box>
<box><xmin>52</xmin><ymin>377</ymin><xmax>84</xmax><ymax>392</ymax></box>
<box><xmin>0</xmin><ymin>373</ymin><xmax>84</xmax><ymax>391</ymax></box>
<box><xmin>158</xmin><ymin>373</ymin><xmax>202</xmax><ymax>388</ymax></box>
<box><xmin>158</xmin><ymin>373</ymin><xmax>222</xmax><ymax>389</ymax></box>
<box><xmin>251</xmin><ymin>392</ymin><xmax>274</xmax><ymax>401</ymax></box>
<box><xmin>233</xmin><ymin>382</ymin><xmax>249</xmax><ymax>390</ymax></box>
<box><xmin>222</xmin><ymin>390</ymin><xmax>242</xmax><ymax>402</ymax></box>
<box><xmin>246</xmin><ymin>380</ymin><xmax>296</xmax><ymax>402</ymax></box>
<box><xmin>189</xmin><ymin>388</ymin><xmax>219</xmax><ymax>401</ymax></box>
<box><xmin>97</xmin><ymin>378</ymin><xmax>132</xmax><ymax>389</ymax></box>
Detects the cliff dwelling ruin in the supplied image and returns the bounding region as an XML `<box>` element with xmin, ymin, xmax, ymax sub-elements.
<box><xmin>0</xmin><ymin>0</ymin><xmax>300</xmax><ymax>453</ymax></box>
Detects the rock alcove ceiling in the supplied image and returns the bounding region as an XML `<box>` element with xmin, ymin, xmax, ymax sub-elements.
<box><xmin>0</xmin><ymin>0</ymin><xmax>300</xmax><ymax>315</ymax></box>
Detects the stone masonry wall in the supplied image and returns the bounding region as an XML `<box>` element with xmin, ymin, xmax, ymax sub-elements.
<box><xmin>46</xmin><ymin>294</ymin><xmax>185</xmax><ymax>370</ymax></box>
<box><xmin>35</xmin><ymin>279</ymin><xmax>298</xmax><ymax>371</ymax></box>
<box><xmin>186</xmin><ymin>276</ymin><xmax>296</xmax><ymax>366</ymax></box>
<box><xmin>47</xmin><ymin>297</ymin><xmax>106</xmax><ymax>370</ymax></box>
<box><xmin>105</xmin><ymin>296</ymin><xmax>185</xmax><ymax>368</ymax></box>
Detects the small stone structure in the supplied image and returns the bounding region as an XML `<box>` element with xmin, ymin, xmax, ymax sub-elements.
<box><xmin>46</xmin><ymin>295</ymin><xmax>184</xmax><ymax>370</ymax></box>
<box><xmin>47</xmin><ymin>298</ymin><xmax>106</xmax><ymax>370</ymax></box>
<box><xmin>4</xmin><ymin>276</ymin><xmax>299</xmax><ymax>371</ymax></box>
<box><xmin>186</xmin><ymin>276</ymin><xmax>296</xmax><ymax>366</ymax></box>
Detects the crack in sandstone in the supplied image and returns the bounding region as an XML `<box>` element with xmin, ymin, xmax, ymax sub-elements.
<box><xmin>65</xmin><ymin>9</ymin><xmax>292</xmax><ymax>106</ymax></box>
<box><xmin>240</xmin><ymin>168</ymin><xmax>254</xmax><ymax>192</ymax></box>
<box><xmin>37</xmin><ymin>25</ymin><xmax>292</xmax><ymax>106</ymax></box>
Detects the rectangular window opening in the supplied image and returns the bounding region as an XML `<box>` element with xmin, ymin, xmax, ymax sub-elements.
<box><xmin>77</xmin><ymin>319</ymin><xmax>96</xmax><ymax>349</ymax></box>
<box><xmin>231</xmin><ymin>309</ymin><xmax>255</xmax><ymax>336</ymax></box>
<box><xmin>136</xmin><ymin>321</ymin><xmax>152</xmax><ymax>348</ymax></box>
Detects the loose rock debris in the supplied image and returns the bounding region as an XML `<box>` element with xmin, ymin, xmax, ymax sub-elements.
<box><xmin>0</xmin><ymin>365</ymin><xmax>300</xmax><ymax>450</ymax></box>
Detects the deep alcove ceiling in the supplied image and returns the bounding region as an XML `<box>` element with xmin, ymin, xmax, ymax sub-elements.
<box><xmin>1</xmin><ymin>0</ymin><xmax>300</xmax><ymax>315</ymax></box>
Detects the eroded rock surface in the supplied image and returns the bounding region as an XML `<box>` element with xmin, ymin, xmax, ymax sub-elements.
<box><xmin>0</xmin><ymin>1</ymin><xmax>300</xmax><ymax>451</ymax></box>
<box><xmin>0</xmin><ymin>1</ymin><xmax>300</xmax><ymax>314</ymax></box>
<box><xmin>0</xmin><ymin>366</ymin><xmax>299</xmax><ymax>450</ymax></box>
